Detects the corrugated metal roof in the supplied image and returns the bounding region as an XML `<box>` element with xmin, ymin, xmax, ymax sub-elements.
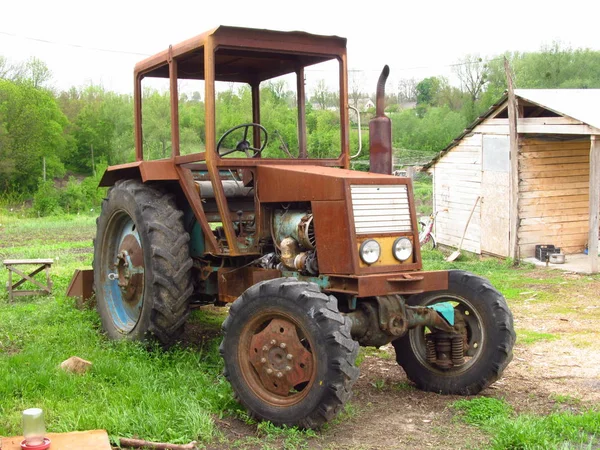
<box><xmin>423</xmin><ymin>88</ymin><xmax>600</xmax><ymax>170</ymax></box>
<box><xmin>515</xmin><ymin>89</ymin><xmax>600</xmax><ymax>130</ymax></box>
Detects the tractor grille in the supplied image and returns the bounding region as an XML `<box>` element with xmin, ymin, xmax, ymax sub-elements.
<box><xmin>350</xmin><ymin>185</ymin><xmax>412</xmax><ymax>234</ymax></box>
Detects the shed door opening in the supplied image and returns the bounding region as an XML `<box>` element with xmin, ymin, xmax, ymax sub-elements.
<box><xmin>481</xmin><ymin>135</ymin><xmax>510</xmax><ymax>256</ymax></box>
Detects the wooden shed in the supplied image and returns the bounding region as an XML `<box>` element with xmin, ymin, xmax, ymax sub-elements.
<box><xmin>424</xmin><ymin>89</ymin><xmax>600</xmax><ymax>273</ymax></box>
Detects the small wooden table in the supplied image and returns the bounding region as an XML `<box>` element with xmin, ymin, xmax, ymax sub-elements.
<box><xmin>1</xmin><ymin>430</ymin><xmax>112</xmax><ymax>449</ymax></box>
<box><xmin>3</xmin><ymin>259</ymin><xmax>53</xmax><ymax>302</ymax></box>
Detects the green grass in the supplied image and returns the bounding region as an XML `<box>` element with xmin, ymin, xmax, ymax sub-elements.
<box><xmin>452</xmin><ymin>397</ymin><xmax>600</xmax><ymax>449</ymax></box>
<box><xmin>517</xmin><ymin>329</ymin><xmax>559</xmax><ymax>345</ymax></box>
<box><xmin>0</xmin><ymin>296</ymin><xmax>238</xmax><ymax>444</ymax></box>
<box><xmin>0</xmin><ymin>214</ymin><xmax>241</xmax><ymax>445</ymax></box>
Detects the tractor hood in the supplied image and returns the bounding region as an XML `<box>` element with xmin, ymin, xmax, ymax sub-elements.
<box><xmin>256</xmin><ymin>165</ymin><xmax>404</xmax><ymax>203</ymax></box>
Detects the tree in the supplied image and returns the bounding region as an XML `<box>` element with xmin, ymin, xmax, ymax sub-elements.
<box><xmin>415</xmin><ymin>77</ymin><xmax>442</xmax><ymax>106</ymax></box>
<box><xmin>453</xmin><ymin>54</ymin><xmax>489</xmax><ymax>102</ymax></box>
<box><xmin>311</xmin><ymin>79</ymin><xmax>330</xmax><ymax>110</ymax></box>
<box><xmin>23</xmin><ymin>57</ymin><xmax>52</xmax><ymax>89</ymax></box>
<box><xmin>349</xmin><ymin>70</ymin><xmax>365</xmax><ymax>110</ymax></box>
<box><xmin>397</xmin><ymin>78</ymin><xmax>417</xmax><ymax>104</ymax></box>
<box><xmin>0</xmin><ymin>79</ymin><xmax>68</xmax><ymax>192</ymax></box>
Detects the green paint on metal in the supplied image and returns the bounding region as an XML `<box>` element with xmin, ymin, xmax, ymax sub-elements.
<box><xmin>189</xmin><ymin>221</ymin><xmax>205</xmax><ymax>257</ymax></box>
<box><xmin>281</xmin><ymin>271</ymin><xmax>330</xmax><ymax>290</ymax></box>
<box><xmin>428</xmin><ymin>302</ymin><xmax>455</xmax><ymax>326</ymax></box>
<box><xmin>273</xmin><ymin>211</ymin><xmax>307</xmax><ymax>244</ymax></box>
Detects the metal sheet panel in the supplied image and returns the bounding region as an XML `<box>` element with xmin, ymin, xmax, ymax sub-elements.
<box><xmin>350</xmin><ymin>185</ymin><xmax>412</xmax><ymax>234</ymax></box>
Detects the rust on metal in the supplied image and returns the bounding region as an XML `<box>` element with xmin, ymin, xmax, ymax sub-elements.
<box><xmin>311</xmin><ymin>201</ymin><xmax>354</xmax><ymax>274</ymax></box>
<box><xmin>369</xmin><ymin>65</ymin><xmax>392</xmax><ymax>175</ymax></box>
<box><xmin>114</xmin><ymin>234</ymin><xmax>144</xmax><ymax>305</ymax></box>
<box><xmin>217</xmin><ymin>267</ymin><xmax>281</xmax><ymax>303</ymax></box>
<box><xmin>249</xmin><ymin>318</ymin><xmax>314</xmax><ymax>396</ymax></box>
<box><xmin>327</xmin><ymin>270</ymin><xmax>448</xmax><ymax>297</ymax></box>
<box><xmin>99</xmin><ymin>161</ymin><xmax>179</xmax><ymax>187</ymax></box>
<box><xmin>66</xmin><ymin>269</ymin><xmax>94</xmax><ymax>304</ymax></box>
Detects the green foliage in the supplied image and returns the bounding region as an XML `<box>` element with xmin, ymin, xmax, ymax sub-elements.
<box><xmin>389</xmin><ymin>106</ymin><xmax>467</xmax><ymax>152</ymax></box>
<box><xmin>452</xmin><ymin>397</ymin><xmax>600</xmax><ymax>449</ymax></box>
<box><xmin>32</xmin><ymin>179</ymin><xmax>62</xmax><ymax>216</ymax></box>
<box><xmin>452</xmin><ymin>397</ymin><xmax>512</xmax><ymax>426</ymax></box>
<box><xmin>0</xmin><ymin>79</ymin><xmax>69</xmax><ymax>193</ymax></box>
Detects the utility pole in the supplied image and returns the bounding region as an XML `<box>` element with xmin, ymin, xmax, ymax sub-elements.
<box><xmin>42</xmin><ymin>157</ymin><xmax>46</xmax><ymax>182</ymax></box>
<box><xmin>91</xmin><ymin>144</ymin><xmax>95</xmax><ymax>177</ymax></box>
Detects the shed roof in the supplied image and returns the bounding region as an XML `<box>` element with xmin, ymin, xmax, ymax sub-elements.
<box><xmin>423</xmin><ymin>89</ymin><xmax>600</xmax><ymax>170</ymax></box>
<box><xmin>515</xmin><ymin>89</ymin><xmax>600</xmax><ymax>130</ymax></box>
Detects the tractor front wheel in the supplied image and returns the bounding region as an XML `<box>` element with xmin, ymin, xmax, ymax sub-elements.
<box><xmin>94</xmin><ymin>179</ymin><xmax>193</xmax><ymax>347</ymax></box>
<box><xmin>393</xmin><ymin>270</ymin><xmax>515</xmax><ymax>395</ymax></box>
<box><xmin>221</xmin><ymin>278</ymin><xmax>359</xmax><ymax>429</ymax></box>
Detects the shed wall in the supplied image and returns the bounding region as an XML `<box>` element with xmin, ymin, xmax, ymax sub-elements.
<box><xmin>433</xmin><ymin>133</ymin><xmax>483</xmax><ymax>254</ymax></box>
<box><xmin>518</xmin><ymin>137</ymin><xmax>590</xmax><ymax>256</ymax></box>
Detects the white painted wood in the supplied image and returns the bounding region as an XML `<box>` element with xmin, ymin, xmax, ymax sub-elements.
<box><xmin>589</xmin><ymin>136</ymin><xmax>599</xmax><ymax>273</ymax></box>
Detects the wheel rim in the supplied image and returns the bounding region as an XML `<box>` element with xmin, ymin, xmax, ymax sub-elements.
<box><xmin>238</xmin><ymin>309</ymin><xmax>317</xmax><ymax>407</ymax></box>
<box><xmin>420</xmin><ymin>234</ymin><xmax>436</xmax><ymax>251</ymax></box>
<box><xmin>409</xmin><ymin>294</ymin><xmax>484</xmax><ymax>375</ymax></box>
<box><xmin>102</xmin><ymin>210</ymin><xmax>145</xmax><ymax>333</ymax></box>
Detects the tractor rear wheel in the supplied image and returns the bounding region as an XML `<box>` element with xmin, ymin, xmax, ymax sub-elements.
<box><xmin>393</xmin><ymin>270</ymin><xmax>515</xmax><ymax>395</ymax></box>
<box><xmin>94</xmin><ymin>179</ymin><xmax>192</xmax><ymax>347</ymax></box>
<box><xmin>221</xmin><ymin>278</ymin><xmax>359</xmax><ymax>429</ymax></box>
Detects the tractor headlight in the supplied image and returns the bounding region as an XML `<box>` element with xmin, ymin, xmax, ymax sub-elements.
<box><xmin>393</xmin><ymin>237</ymin><xmax>413</xmax><ymax>262</ymax></box>
<box><xmin>359</xmin><ymin>239</ymin><xmax>381</xmax><ymax>264</ymax></box>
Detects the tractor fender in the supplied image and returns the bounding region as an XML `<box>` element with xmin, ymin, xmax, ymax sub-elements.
<box><xmin>98</xmin><ymin>160</ymin><xmax>179</xmax><ymax>187</ymax></box>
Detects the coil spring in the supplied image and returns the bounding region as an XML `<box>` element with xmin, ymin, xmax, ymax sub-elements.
<box><xmin>426</xmin><ymin>335</ymin><xmax>436</xmax><ymax>364</ymax></box>
<box><xmin>451</xmin><ymin>336</ymin><xmax>465</xmax><ymax>365</ymax></box>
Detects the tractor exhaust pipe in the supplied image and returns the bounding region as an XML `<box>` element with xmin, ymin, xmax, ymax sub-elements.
<box><xmin>369</xmin><ymin>65</ymin><xmax>392</xmax><ymax>175</ymax></box>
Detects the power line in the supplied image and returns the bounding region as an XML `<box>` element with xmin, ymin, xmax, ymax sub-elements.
<box><xmin>0</xmin><ymin>30</ymin><xmax>150</xmax><ymax>57</ymax></box>
<box><xmin>1</xmin><ymin>29</ymin><xmax>504</xmax><ymax>72</ymax></box>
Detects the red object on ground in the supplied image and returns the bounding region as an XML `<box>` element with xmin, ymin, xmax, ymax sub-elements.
<box><xmin>20</xmin><ymin>438</ymin><xmax>51</xmax><ymax>450</ymax></box>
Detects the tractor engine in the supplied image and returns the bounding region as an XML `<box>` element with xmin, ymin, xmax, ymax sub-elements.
<box><xmin>270</xmin><ymin>210</ymin><xmax>318</xmax><ymax>275</ymax></box>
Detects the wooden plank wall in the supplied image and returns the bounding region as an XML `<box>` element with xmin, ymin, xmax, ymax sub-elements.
<box><xmin>518</xmin><ymin>138</ymin><xmax>590</xmax><ymax>256</ymax></box>
<box><xmin>433</xmin><ymin>133</ymin><xmax>483</xmax><ymax>254</ymax></box>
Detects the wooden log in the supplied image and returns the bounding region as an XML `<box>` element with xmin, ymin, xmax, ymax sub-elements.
<box><xmin>119</xmin><ymin>438</ymin><xmax>198</xmax><ymax>450</ymax></box>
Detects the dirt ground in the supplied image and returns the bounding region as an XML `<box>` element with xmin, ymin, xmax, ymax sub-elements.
<box><xmin>210</xmin><ymin>273</ymin><xmax>600</xmax><ymax>449</ymax></box>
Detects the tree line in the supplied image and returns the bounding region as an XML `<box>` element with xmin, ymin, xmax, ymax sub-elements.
<box><xmin>1</xmin><ymin>42</ymin><xmax>600</xmax><ymax>208</ymax></box>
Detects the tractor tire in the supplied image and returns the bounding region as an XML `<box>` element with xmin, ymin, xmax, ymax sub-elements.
<box><xmin>221</xmin><ymin>278</ymin><xmax>359</xmax><ymax>429</ymax></box>
<box><xmin>392</xmin><ymin>270</ymin><xmax>515</xmax><ymax>395</ymax></box>
<box><xmin>94</xmin><ymin>179</ymin><xmax>192</xmax><ymax>347</ymax></box>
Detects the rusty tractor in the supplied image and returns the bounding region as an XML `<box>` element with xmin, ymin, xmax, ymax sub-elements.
<box><xmin>73</xmin><ymin>26</ymin><xmax>515</xmax><ymax>428</ymax></box>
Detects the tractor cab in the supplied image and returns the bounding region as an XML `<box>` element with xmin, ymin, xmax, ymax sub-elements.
<box><xmin>101</xmin><ymin>26</ymin><xmax>351</xmax><ymax>257</ymax></box>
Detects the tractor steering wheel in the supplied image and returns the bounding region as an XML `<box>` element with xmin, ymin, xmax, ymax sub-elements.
<box><xmin>216</xmin><ymin>123</ymin><xmax>268</xmax><ymax>157</ymax></box>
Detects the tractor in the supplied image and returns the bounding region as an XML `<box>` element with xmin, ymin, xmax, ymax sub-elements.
<box><xmin>76</xmin><ymin>26</ymin><xmax>515</xmax><ymax>428</ymax></box>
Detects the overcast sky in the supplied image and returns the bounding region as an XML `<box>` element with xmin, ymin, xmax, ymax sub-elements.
<box><xmin>2</xmin><ymin>0</ymin><xmax>599</xmax><ymax>94</ymax></box>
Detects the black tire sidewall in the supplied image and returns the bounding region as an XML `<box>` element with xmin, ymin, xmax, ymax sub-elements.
<box><xmin>394</xmin><ymin>270</ymin><xmax>514</xmax><ymax>394</ymax></box>
<box><xmin>94</xmin><ymin>182</ymin><xmax>156</xmax><ymax>341</ymax></box>
<box><xmin>222</xmin><ymin>280</ymin><xmax>358</xmax><ymax>427</ymax></box>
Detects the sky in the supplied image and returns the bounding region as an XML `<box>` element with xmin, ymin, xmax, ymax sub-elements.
<box><xmin>2</xmin><ymin>0</ymin><xmax>600</xmax><ymax>94</ymax></box>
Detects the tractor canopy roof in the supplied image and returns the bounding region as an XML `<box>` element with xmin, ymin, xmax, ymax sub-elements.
<box><xmin>135</xmin><ymin>26</ymin><xmax>347</xmax><ymax>83</ymax></box>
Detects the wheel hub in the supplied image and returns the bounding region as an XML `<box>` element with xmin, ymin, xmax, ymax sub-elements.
<box><xmin>249</xmin><ymin>318</ymin><xmax>313</xmax><ymax>396</ymax></box>
<box><xmin>113</xmin><ymin>235</ymin><xmax>143</xmax><ymax>303</ymax></box>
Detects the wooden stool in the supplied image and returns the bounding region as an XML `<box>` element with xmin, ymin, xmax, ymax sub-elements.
<box><xmin>3</xmin><ymin>259</ymin><xmax>53</xmax><ymax>302</ymax></box>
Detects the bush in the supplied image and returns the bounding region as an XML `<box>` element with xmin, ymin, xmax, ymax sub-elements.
<box><xmin>33</xmin><ymin>180</ymin><xmax>62</xmax><ymax>216</ymax></box>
